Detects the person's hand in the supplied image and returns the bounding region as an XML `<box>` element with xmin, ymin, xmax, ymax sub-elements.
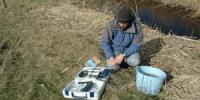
<box><xmin>108</xmin><ymin>57</ymin><xmax>116</xmax><ymax>66</ymax></box>
<box><xmin>115</xmin><ymin>54</ymin><xmax>125</xmax><ymax>64</ymax></box>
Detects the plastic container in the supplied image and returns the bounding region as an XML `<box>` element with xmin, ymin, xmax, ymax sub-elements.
<box><xmin>63</xmin><ymin>67</ymin><xmax>110</xmax><ymax>100</ymax></box>
<box><xmin>85</xmin><ymin>59</ymin><xmax>97</xmax><ymax>67</ymax></box>
<box><xmin>63</xmin><ymin>80</ymin><xmax>105</xmax><ymax>100</ymax></box>
<box><xmin>136</xmin><ymin>66</ymin><xmax>167</xmax><ymax>95</ymax></box>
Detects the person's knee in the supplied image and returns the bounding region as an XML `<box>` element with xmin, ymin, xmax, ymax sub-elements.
<box><xmin>126</xmin><ymin>53</ymin><xmax>140</xmax><ymax>66</ymax></box>
<box><xmin>126</xmin><ymin>59</ymin><xmax>140</xmax><ymax>66</ymax></box>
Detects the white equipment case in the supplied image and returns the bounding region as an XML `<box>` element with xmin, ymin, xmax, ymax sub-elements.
<box><xmin>63</xmin><ymin>67</ymin><xmax>110</xmax><ymax>100</ymax></box>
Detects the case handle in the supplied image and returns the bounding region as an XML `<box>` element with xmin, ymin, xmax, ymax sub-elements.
<box><xmin>71</xmin><ymin>92</ymin><xmax>87</xmax><ymax>99</ymax></box>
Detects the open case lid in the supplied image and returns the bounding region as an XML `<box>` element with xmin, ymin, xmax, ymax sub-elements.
<box><xmin>75</xmin><ymin>67</ymin><xmax>111</xmax><ymax>82</ymax></box>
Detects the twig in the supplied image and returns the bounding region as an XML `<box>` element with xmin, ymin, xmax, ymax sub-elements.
<box><xmin>175</xmin><ymin>36</ymin><xmax>199</xmax><ymax>43</ymax></box>
<box><xmin>190</xmin><ymin>29</ymin><xmax>194</xmax><ymax>38</ymax></box>
<box><xmin>18</xmin><ymin>80</ymin><xmax>29</xmax><ymax>85</ymax></box>
<box><xmin>61</xmin><ymin>67</ymin><xmax>70</xmax><ymax>74</ymax></box>
<box><xmin>3</xmin><ymin>0</ymin><xmax>7</xmax><ymax>8</ymax></box>
<box><xmin>134</xmin><ymin>0</ymin><xmax>138</xmax><ymax>18</ymax></box>
<box><xmin>107</xmin><ymin>84</ymin><xmax>120</xmax><ymax>95</ymax></box>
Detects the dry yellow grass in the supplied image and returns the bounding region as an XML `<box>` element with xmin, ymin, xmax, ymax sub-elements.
<box><xmin>155</xmin><ymin>0</ymin><xmax>200</xmax><ymax>17</ymax></box>
<box><xmin>1</xmin><ymin>0</ymin><xmax>200</xmax><ymax>100</ymax></box>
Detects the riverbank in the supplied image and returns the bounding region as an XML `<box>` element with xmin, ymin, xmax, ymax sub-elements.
<box><xmin>152</xmin><ymin>0</ymin><xmax>200</xmax><ymax>18</ymax></box>
<box><xmin>0</xmin><ymin>0</ymin><xmax>200</xmax><ymax>100</ymax></box>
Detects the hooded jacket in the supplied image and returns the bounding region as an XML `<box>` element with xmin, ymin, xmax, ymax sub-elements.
<box><xmin>101</xmin><ymin>16</ymin><xmax>143</xmax><ymax>59</ymax></box>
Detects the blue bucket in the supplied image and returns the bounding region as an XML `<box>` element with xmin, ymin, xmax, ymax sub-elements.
<box><xmin>136</xmin><ymin>66</ymin><xmax>167</xmax><ymax>95</ymax></box>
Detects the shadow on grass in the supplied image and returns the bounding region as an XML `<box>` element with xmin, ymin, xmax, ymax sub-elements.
<box><xmin>140</xmin><ymin>38</ymin><xmax>165</xmax><ymax>66</ymax></box>
<box><xmin>140</xmin><ymin>38</ymin><xmax>174</xmax><ymax>82</ymax></box>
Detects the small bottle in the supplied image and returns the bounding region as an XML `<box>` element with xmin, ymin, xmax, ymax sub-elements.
<box><xmin>85</xmin><ymin>59</ymin><xmax>97</xmax><ymax>67</ymax></box>
<box><xmin>85</xmin><ymin>55</ymin><xmax>101</xmax><ymax>67</ymax></box>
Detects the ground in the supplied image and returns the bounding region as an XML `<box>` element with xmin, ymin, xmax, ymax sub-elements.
<box><xmin>0</xmin><ymin>0</ymin><xmax>200</xmax><ymax>100</ymax></box>
<box><xmin>153</xmin><ymin>0</ymin><xmax>200</xmax><ymax>18</ymax></box>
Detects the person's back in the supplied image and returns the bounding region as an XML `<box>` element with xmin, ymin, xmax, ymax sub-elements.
<box><xmin>101</xmin><ymin>6</ymin><xmax>143</xmax><ymax>69</ymax></box>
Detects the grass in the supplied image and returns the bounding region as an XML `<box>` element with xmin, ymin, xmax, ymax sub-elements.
<box><xmin>2</xmin><ymin>0</ymin><xmax>199</xmax><ymax>100</ymax></box>
<box><xmin>0</xmin><ymin>0</ymin><xmax>117</xmax><ymax>100</ymax></box>
<box><xmin>152</xmin><ymin>0</ymin><xmax>200</xmax><ymax>17</ymax></box>
<box><xmin>0</xmin><ymin>0</ymin><xmax>88</xmax><ymax>100</ymax></box>
<box><xmin>73</xmin><ymin>0</ymin><xmax>200</xmax><ymax>18</ymax></box>
<box><xmin>0</xmin><ymin>0</ymin><xmax>162</xmax><ymax>99</ymax></box>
